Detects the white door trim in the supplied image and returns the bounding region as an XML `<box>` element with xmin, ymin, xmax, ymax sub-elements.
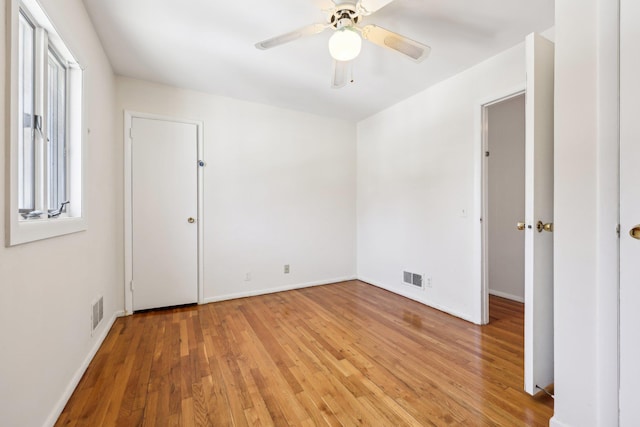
<box><xmin>123</xmin><ymin>111</ymin><xmax>205</xmax><ymax>315</ymax></box>
<box><xmin>473</xmin><ymin>84</ymin><xmax>526</xmax><ymax>325</ymax></box>
<box><xmin>620</xmin><ymin>0</ymin><xmax>638</xmax><ymax>423</ymax></box>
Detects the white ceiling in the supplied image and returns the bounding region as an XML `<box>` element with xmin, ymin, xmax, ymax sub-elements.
<box><xmin>81</xmin><ymin>0</ymin><xmax>554</xmax><ymax>121</ymax></box>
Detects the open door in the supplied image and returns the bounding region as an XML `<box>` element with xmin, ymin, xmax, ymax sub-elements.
<box><xmin>523</xmin><ymin>33</ymin><xmax>555</xmax><ymax>396</ymax></box>
<box><xmin>620</xmin><ymin>1</ymin><xmax>640</xmax><ymax>423</ymax></box>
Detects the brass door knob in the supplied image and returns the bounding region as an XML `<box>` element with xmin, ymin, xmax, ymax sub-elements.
<box><xmin>187</xmin><ymin>217</ymin><xmax>195</xmax><ymax>224</ymax></box>
<box><xmin>517</xmin><ymin>222</ymin><xmax>526</xmax><ymax>231</ymax></box>
<box><xmin>630</xmin><ymin>225</ymin><xmax>640</xmax><ymax>240</ymax></box>
<box><xmin>536</xmin><ymin>221</ymin><xmax>553</xmax><ymax>233</ymax></box>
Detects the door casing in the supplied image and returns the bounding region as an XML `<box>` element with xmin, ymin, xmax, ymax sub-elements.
<box><xmin>474</xmin><ymin>84</ymin><xmax>526</xmax><ymax>325</ymax></box>
<box><xmin>478</xmin><ymin>89</ymin><xmax>526</xmax><ymax>325</ymax></box>
<box><xmin>123</xmin><ymin>111</ymin><xmax>204</xmax><ymax>315</ymax></box>
<box><xmin>620</xmin><ymin>0</ymin><xmax>639</xmax><ymax>423</ymax></box>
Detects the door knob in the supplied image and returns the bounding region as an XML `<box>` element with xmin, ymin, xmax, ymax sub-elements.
<box><xmin>187</xmin><ymin>217</ymin><xmax>195</xmax><ymax>224</ymax></box>
<box><xmin>517</xmin><ymin>222</ymin><xmax>526</xmax><ymax>231</ymax></box>
<box><xmin>630</xmin><ymin>225</ymin><xmax>640</xmax><ymax>240</ymax></box>
<box><xmin>536</xmin><ymin>221</ymin><xmax>553</xmax><ymax>233</ymax></box>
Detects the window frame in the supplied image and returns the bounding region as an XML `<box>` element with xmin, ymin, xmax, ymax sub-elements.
<box><xmin>47</xmin><ymin>46</ymin><xmax>69</xmax><ymax>211</ymax></box>
<box><xmin>6</xmin><ymin>0</ymin><xmax>87</xmax><ymax>246</ymax></box>
<box><xmin>17</xmin><ymin>10</ymin><xmax>36</xmax><ymax>213</ymax></box>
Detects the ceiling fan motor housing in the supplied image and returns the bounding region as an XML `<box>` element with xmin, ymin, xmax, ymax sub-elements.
<box><xmin>330</xmin><ymin>5</ymin><xmax>360</xmax><ymax>29</ymax></box>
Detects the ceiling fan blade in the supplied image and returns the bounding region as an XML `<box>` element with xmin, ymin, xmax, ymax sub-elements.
<box><xmin>311</xmin><ymin>0</ymin><xmax>336</xmax><ymax>12</ymax></box>
<box><xmin>331</xmin><ymin>60</ymin><xmax>353</xmax><ymax>89</ymax></box>
<box><xmin>255</xmin><ymin>23</ymin><xmax>328</xmax><ymax>50</ymax></box>
<box><xmin>357</xmin><ymin>0</ymin><xmax>395</xmax><ymax>15</ymax></box>
<box><xmin>359</xmin><ymin>24</ymin><xmax>431</xmax><ymax>62</ymax></box>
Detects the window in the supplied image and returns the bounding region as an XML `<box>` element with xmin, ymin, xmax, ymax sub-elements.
<box><xmin>47</xmin><ymin>49</ymin><xmax>67</xmax><ymax>211</ymax></box>
<box><xmin>7</xmin><ymin>0</ymin><xmax>86</xmax><ymax>246</ymax></box>
<box><xmin>18</xmin><ymin>12</ymin><xmax>35</xmax><ymax>213</ymax></box>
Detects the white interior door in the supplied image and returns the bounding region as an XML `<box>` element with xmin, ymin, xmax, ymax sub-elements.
<box><xmin>131</xmin><ymin>117</ymin><xmax>198</xmax><ymax>311</ymax></box>
<box><xmin>620</xmin><ymin>1</ymin><xmax>640</xmax><ymax>423</ymax></box>
<box><xmin>523</xmin><ymin>33</ymin><xmax>555</xmax><ymax>396</ymax></box>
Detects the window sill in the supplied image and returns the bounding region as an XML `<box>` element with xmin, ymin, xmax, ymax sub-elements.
<box><xmin>7</xmin><ymin>215</ymin><xmax>87</xmax><ymax>246</ymax></box>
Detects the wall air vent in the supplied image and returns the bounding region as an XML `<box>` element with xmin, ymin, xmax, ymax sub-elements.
<box><xmin>91</xmin><ymin>296</ymin><xmax>104</xmax><ymax>334</ymax></box>
<box><xmin>403</xmin><ymin>271</ymin><xmax>424</xmax><ymax>289</ymax></box>
<box><xmin>403</xmin><ymin>271</ymin><xmax>412</xmax><ymax>284</ymax></box>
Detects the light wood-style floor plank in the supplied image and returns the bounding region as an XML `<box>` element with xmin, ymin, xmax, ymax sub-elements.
<box><xmin>56</xmin><ymin>281</ymin><xmax>553</xmax><ymax>426</ymax></box>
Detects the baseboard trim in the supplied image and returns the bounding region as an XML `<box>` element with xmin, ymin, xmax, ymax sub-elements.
<box><xmin>549</xmin><ymin>416</ymin><xmax>570</xmax><ymax>427</ymax></box>
<box><xmin>489</xmin><ymin>289</ymin><xmax>525</xmax><ymax>303</ymax></box>
<box><xmin>44</xmin><ymin>310</ymin><xmax>125</xmax><ymax>427</ymax></box>
<box><xmin>359</xmin><ymin>276</ymin><xmax>475</xmax><ymax>323</ymax></box>
<box><xmin>203</xmin><ymin>276</ymin><xmax>358</xmax><ymax>304</ymax></box>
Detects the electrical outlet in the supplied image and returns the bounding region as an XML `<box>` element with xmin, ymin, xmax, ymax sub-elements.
<box><xmin>245</xmin><ymin>272</ymin><xmax>252</xmax><ymax>281</ymax></box>
<box><xmin>284</xmin><ymin>264</ymin><xmax>290</xmax><ymax>274</ymax></box>
<box><xmin>426</xmin><ymin>276</ymin><xmax>433</xmax><ymax>288</ymax></box>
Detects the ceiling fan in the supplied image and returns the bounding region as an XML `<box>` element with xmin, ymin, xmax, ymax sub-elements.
<box><xmin>255</xmin><ymin>0</ymin><xmax>431</xmax><ymax>88</ymax></box>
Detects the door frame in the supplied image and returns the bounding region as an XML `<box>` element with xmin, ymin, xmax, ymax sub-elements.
<box><xmin>473</xmin><ymin>85</ymin><xmax>525</xmax><ymax>325</ymax></box>
<box><xmin>123</xmin><ymin>111</ymin><xmax>205</xmax><ymax>315</ymax></box>
<box><xmin>619</xmin><ymin>0</ymin><xmax>636</xmax><ymax>422</ymax></box>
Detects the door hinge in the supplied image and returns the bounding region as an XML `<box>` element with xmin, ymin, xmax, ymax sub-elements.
<box><xmin>485</xmin><ymin>151</ymin><xmax>490</xmax><ymax>157</ymax></box>
<box><xmin>130</xmin><ymin>280</ymin><xmax>134</xmax><ymax>292</ymax></box>
<box><xmin>617</xmin><ymin>224</ymin><xmax>621</xmax><ymax>238</ymax></box>
<box><xmin>129</xmin><ymin>127</ymin><xmax>133</xmax><ymax>139</ymax></box>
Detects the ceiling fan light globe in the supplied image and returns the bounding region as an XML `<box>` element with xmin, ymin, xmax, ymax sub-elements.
<box><xmin>329</xmin><ymin>29</ymin><xmax>362</xmax><ymax>61</ymax></box>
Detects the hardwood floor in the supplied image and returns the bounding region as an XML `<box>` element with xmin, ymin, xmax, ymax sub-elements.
<box><xmin>56</xmin><ymin>281</ymin><xmax>553</xmax><ymax>426</ymax></box>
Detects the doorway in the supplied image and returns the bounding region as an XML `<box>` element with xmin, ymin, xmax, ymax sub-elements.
<box><xmin>483</xmin><ymin>93</ymin><xmax>526</xmax><ymax>314</ymax></box>
<box><xmin>123</xmin><ymin>112</ymin><xmax>204</xmax><ymax>314</ymax></box>
<box><xmin>477</xmin><ymin>33</ymin><xmax>554</xmax><ymax>396</ymax></box>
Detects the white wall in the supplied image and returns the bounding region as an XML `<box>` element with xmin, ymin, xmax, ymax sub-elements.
<box><xmin>116</xmin><ymin>77</ymin><xmax>357</xmax><ymax>303</ymax></box>
<box><xmin>357</xmin><ymin>44</ymin><xmax>525</xmax><ymax>322</ymax></box>
<box><xmin>0</xmin><ymin>1</ymin><xmax>122</xmax><ymax>426</ymax></box>
<box><xmin>551</xmin><ymin>0</ymin><xmax>620</xmax><ymax>425</ymax></box>
<box><xmin>487</xmin><ymin>95</ymin><xmax>526</xmax><ymax>302</ymax></box>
